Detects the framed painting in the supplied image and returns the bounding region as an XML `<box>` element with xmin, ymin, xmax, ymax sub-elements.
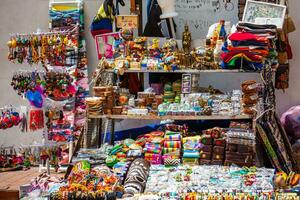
<box><xmin>242</xmin><ymin>0</ymin><xmax>286</xmax><ymax>28</ymax></box>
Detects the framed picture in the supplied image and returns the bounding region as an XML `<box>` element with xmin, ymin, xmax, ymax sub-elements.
<box><xmin>181</xmin><ymin>74</ymin><xmax>192</xmax><ymax>94</ymax></box>
<box><xmin>242</xmin><ymin>0</ymin><xmax>286</xmax><ymax>28</ymax></box>
<box><xmin>95</xmin><ymin>32</ymin><xmax>121</xmax><ymax>60</ymax></box>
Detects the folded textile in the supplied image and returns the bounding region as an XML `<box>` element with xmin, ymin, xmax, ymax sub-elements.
<box><xmin>145</xmin><ymin>143</ymin><xmax>162</xmax><ymax>148</ymax></box>
<box><xmin>164</xmin><ymin>141</ymin><xmax>181</xmax><ymax>148</ymax></box>
<box><xmin>144</xmin><ymin>153</ymin><xmax>162</xmax><ymax>165</ymax></box>
<box><xmin>221</xmin><ymin>51</ymin><xmax>263</xmax><ymax>63</ymax></box>
<box><xmin>228</xmin><ymin>32</ymin><xmax>258</xmax><ymax>41</ymax></box>
<box><xmin>144</xmin><ymin>147</ymin><xmax>162</xmax><ymax>154</ymax></box>
<box><xmin>183</xmin><ymin>152</ymin><xmax>200</xmax><ymax>158</ymax></box>
<box><xmin>182</xmin><ymin>157</ymin><xmax>199</xmax><ymax>164</ymax></box>
<box><xmin>164</xmin><ymin>158</ymin><xmax>180</xmax><ymax>166</ymax></box>
<box><xmin>237</xmin><ymin>22</ymin><xmax>277</xmax><ymax>30</ymax></box>
<box><xmin>165</xmin><ymin>130</ymin><xmax>182</xmax><ymax>135</ymax></box>
<box><xmin>164</xmin><ymin>134</ymin><xmax>181</xmax><ymax>141</ymax></box>
<box><xmin>231</xmin><ymin>40</ymin><xmax>268</xmax><ymax>47</ymax></box>
<box><xmin>182</xmin><ymin>136</ymin><xmax>200</xmax><ymax>143</ymax></box>
<box><xmin>162</xmin><ymin>154</ymin><xmax>180</xmax><ymax>160</ymax></box>
<box><xmin>163</xmin><ymin>148</ymin><xmax>180</xmax><ymax>155</ymax></box>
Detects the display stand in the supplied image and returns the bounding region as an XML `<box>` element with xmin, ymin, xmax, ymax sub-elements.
<box><xmin>86</xmin><ymin>69</ymin><xmax>260</xmax><ymax>147</ymax></box>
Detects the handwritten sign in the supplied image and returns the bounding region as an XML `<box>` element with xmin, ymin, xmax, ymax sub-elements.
<box><xmin>116</xmin><ymin>15</ymin><xmax>138</xmax><ymax>29</ymax></box>
<box><xmin>174</xmin><ymin>0</ymin><xmax>239</xmax><ymax>39</ymax></box>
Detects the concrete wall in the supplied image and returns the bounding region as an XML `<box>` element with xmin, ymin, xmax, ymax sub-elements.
<box><xmin>0</xmin><ymin>0</ymin><xmax>299</xmax><ymax>146</ymax></box>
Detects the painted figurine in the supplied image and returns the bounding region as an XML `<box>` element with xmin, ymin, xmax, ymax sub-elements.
<box><xmin>182</xmin><ymin>24</ymin><xmax>192</xmax><ymax>54</ymax></box>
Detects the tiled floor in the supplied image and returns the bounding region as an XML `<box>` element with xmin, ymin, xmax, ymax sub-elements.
<box><xmin>0</xmin><ymin>168</ymin><xmax>63</xmax><ymax>191</ymax></box>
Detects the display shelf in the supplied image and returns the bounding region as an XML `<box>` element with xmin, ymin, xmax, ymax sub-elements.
<box><xmin>88</xmin><ymin>114</ymin><xmax>253</xmax><ymax>120</ymax></box>
<box><xmin>104</xmin><ymin>69</ymin><xmax>261</xmax><ymax>74</ymax></box>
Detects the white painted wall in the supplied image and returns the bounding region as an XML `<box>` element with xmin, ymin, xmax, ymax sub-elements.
<box><xmin>0</xmin><ymin>0</ymin><xmax>299</xmax><ymax>147</ymax></box>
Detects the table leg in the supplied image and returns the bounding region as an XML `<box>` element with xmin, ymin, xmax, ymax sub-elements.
<box><xmin>98</xmin><ymin>118</ymin><xmax>102</xmax><ymax>148</ymax></box>
<box><xmin>111</xmin><ymin>119</ymin><xmax>115</xmax><ymax>145</ymax></box>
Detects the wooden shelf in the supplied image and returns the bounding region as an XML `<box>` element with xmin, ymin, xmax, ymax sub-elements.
<box><xmin>105</xmin><ymin>69</ymin><xmax>261</xmax><ymax>74</ymax></box>
<box><xmin>88</xmin><ymin>114</ymin><xmax>253</xmax><ymax>120</ymax></box>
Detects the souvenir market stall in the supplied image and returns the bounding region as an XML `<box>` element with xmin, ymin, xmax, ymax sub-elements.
<box><xmin>1</xmin><ymin>0</ymin><xmax>300</xmax><ymax>199</ymax></box>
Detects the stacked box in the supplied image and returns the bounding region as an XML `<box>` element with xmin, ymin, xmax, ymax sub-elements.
<box><xmin>93</xmin><ymin>86</ymin><xmax>116</xmax><ymax>114</ymax></box>
<box><xmin>200</xmin><ymin>127</ymin><xmax>226</xmax><ymax>165</ymax></box>
<box><xmin>224</xmin><ymin>129</ymin><xmax>255</xmax><ymax>167</ymax></box>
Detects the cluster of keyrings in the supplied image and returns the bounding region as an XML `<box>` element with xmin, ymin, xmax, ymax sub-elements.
<box><xmin>0</xmin><ymin>108</ymin><xmax>22</xmax><ymax>130</ymax></box>
<box><xmin>7</xmin><ymin>33</ymin><xmax>78</xmax><ymax>66</ymax></box>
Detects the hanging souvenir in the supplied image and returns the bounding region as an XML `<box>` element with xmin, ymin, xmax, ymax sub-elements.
<box><xmin>44</xmin><ymin>71</ymin><xmax>76</xmax><ymax>101</ymax></box>
<box><xmin>0</xmin><ymin>107</ymin><xmax>22</xmax><ymax>130</ymax></box>
<box><xmin>0</xmin><ymin>147</ymin><xmax>24</xmax><ymax>172</ymax></box>
<box><xmin>29</xmin><ymin>108</ymin><xmax>44</xmax><ymax>131</ymax></box>
<box><xmin>90</xmin><ymin>0</ymin><xmax>118</xmax><ymax>37</ymax></box>
<box><xmin>275</xmin><ymin>63</ymin><xmax>289</xmax><ymax>90</ymax></box>
<box><xmin>7</xmin><ymin>33</ymin><xmax>77</xmax><ymax>66</ymax></box>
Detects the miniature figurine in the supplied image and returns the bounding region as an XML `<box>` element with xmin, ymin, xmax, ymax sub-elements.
<box><xmin>182</xmin><ymin>24</ymin><xmax>192</xmax><ymax>54</ymax></box>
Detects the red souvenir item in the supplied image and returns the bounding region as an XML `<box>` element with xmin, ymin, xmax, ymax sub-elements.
<box><xmin>29</xmin><ymin>109</ymin><xmax>44</xmax><ymax>131</ymax></box>
<box><xmin>0</xmin><ymin>108</ymin><xmax>22</xmax><ymax>130</ymax></box>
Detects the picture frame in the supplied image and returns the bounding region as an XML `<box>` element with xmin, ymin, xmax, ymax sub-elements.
<box><xmin>95</xmin><ymin>32</ymin><xmax>121</xmax><ymax>60</ymax></box>
<box><xmin>242</xmin><ymin>0</ymin><xmax>286</xmax><ymax>29</ymax></box>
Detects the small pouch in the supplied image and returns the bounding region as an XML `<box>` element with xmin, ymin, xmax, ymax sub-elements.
<box><xmin>242</xmin><ymin>94</ymin><xmax>258</xmax><ymax>105</ymax></box>
<box><xmin>242</xmin><ymin>106</ymin><xmax>256</xmax><ymax>115</ymax></box>
<box><xmin>241</xmin><ymin>80</ymin><xmax>257</xmax><ymax>94</ymax></box>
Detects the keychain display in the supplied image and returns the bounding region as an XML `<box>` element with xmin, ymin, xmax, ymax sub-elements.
<box><xmin>0</xmin><ymin>147</ymin><xmax>24</xmax><ymax>172</ymax></box>
<box><xmin>44</xmin><ymin>71</ymin><xmax>76</xmax><ymax>101</ymax></box>
<box><xmin>11</xmin><ymin>71</ymin><xmax>45</xmax><ymax>108</ymax></box>
<box><xmin>7</xmin><ymin>33</ymin><xmax>78</xmax><ymax>66</ymax></box>
<box><xmin>0</xmin><ymin>107</ymin><xmax>22</xmax><ymax>130</ymax></box>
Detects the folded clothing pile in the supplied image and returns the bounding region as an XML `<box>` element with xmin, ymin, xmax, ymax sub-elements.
<box><xmin>143</xmin><ymin>131</ymin><xmax>165</xmax><ymax>165</ymax></box>
<box><xmin>182</xmin><ymin>136</ymin><xmax>201</xmax><ymax>165</ymax></box>
<box><xmin>221</xmin><ymin>23</ymin><xmax>277</xmax><ymax>71</ymax></box>
<box><xmin>163</xmin><ymin>129</ymin><xmax>182</xmax><ymax>165</ymax></box>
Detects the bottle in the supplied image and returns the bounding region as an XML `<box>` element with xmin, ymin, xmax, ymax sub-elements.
<box><xmin>213</xmin><ymin>40</ymin><xmax>223</xmax><ymax>66</ymax></box>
